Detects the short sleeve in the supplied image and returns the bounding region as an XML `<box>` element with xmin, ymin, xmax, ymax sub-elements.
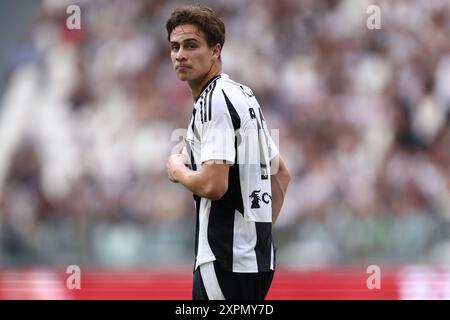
<box><xmin>267</xmin><ymin>133</ymin><xmax>279</xmax><ymax>161</ymax></box>
<box><xmin>261</xmin><ymin>114</ymin><xmax>279</xmax><ymax>161</ymax></box>
<box><xmin>200</xmin><ymin>94</ymin><xmax>236</xmax><ymax>165</ymax></box>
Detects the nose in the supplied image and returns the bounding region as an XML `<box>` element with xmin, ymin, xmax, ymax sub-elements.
<box><xmin>175</xmin><ymin>47</ymin><xmax>187</xmax><ymax>62</ymax></box>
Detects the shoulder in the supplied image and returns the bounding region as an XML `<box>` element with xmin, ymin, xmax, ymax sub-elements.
<box><xmin>197</xmin><ymin>74</ymin><xmax>256</xmax><ymax>129</ymax></box>
<box><xmin>213</xmin><ymin>74</ymin><xmax>257</xmax><ymax>129</ymax></box>
<box><xmin>200</xmin><ymin>74</ymin><xmax>247</xmax><ymax>129</ymax></box>
<box><xmin>217</xmin><ymin>74</ymin><xmax>254</xmax><ymax>101</ymax></box>
<box><xmin>212</xmin><ymin>74</ymin><xmax>255</xmax><ymax>112</ymax></box>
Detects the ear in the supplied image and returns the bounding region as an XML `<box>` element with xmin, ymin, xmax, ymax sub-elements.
<box><xmin>212</xmin><ymin>43</ymin><xmax>221</xmax><ymax>59</ymax></box>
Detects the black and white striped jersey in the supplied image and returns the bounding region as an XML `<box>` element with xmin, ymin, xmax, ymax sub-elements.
<box><xmin>185</xmin><ymin>73</ymin><xmax>279</xmax><ymax>273</ymax></box>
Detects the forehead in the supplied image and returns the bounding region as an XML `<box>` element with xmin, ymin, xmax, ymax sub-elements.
<box><xmin>170</xmin><ymin>24</ymin><xmax>206</xmax><ymax>42</ymax></box>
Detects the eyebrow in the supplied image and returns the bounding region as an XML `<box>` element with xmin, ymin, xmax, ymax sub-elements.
<box><xmin>170</xmin><ymin>38</ymin><xmax>200</xmax><ymax>45</ymax></box>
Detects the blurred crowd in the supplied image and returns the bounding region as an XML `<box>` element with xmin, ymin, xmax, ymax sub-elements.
<box><xmin>1</xmin><ymin>0</ymin><xmax>450</xmax><ymax>268</ymax></box>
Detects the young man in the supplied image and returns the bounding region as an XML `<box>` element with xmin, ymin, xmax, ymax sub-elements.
<box><xmin>166</xmin><ymin>6</ymin><xmax>291</xmax><ymax>300</ymax></box>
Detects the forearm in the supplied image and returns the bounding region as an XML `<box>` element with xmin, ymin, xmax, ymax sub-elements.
<box><xmin>175</xmin><ymin>165</ymin><xmax>210</xmax><ymax>198</ymax></box>
<box><xmin>173</xmin><ymin>161</ymin><xmax>228</xmax><ymax>200</ymax></box>
<box><xmin>271</xmin><ymin>174</ymin><xmax>289</xmax><ymax>224</ymax></box>
<box><xmin>270</xmin><ymin>155</ymin><xmax>291</xmax><ymax>224</ymax></box>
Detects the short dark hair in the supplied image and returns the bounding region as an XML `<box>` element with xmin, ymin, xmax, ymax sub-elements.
<box><xmin>166</xmin><ymin>5</ymin><xmax>225</xmax><ymax>49</ymax></box>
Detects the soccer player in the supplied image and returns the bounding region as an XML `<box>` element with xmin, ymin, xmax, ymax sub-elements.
<box><xmin>166</xmin><ymin>5</ymin><xmax>291</xmax><ymax>300</ymax></box>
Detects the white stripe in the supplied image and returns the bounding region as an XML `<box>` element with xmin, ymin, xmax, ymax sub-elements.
<box><xmin>199</xmin><ymin>262</ymin><xmax>225</xmax><ymax>300</ymax></box>
<box><xmin>232</xmin><ymin>210</ymin><xmax>258</xmax><ymax>272</ymax></box>
<box><xmin>195</xmin><ymin>198</ymin><xmax>215</xmax><ymax>269</ymax></box>
<box><xmin>270</xmin><ymin>243</ymin><xmax>274</xmax><ymax>270</ymax></box>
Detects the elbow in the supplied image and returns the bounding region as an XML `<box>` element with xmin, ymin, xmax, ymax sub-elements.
<box><xmin>281</xmin><ymin>166</ymin><xmax>292</xmax><ymax>187</ymax></box>
<box><xmin>204</xmin><ymin>182</ymin><xmax>228</xmax><ymax>201</ymax></box>
<box><xmin>273</xmin><ymin>156</ymin><xmax>291</xmax><ymax>187</ymax></box>
<box><xmin>285</xmin><ymin>170</ymin><xmax>292</xmax><ymax>185</ymax></box>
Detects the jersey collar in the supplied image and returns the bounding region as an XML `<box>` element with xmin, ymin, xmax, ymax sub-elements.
<box><xmin>195</xmin><ymin>74</ymin><xmax>222</xmax><ymax>103</ymax></box>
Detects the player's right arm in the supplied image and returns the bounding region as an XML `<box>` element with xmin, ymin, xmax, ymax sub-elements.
<box><xmin>167</xmin><ymin>154</ymin><xmax>230</xmax><ymax>200</ymax></box>
<box><xmin>270</xmin><ymin>155</ymin><xmax>291</xmax><ymax>224</ymax></box>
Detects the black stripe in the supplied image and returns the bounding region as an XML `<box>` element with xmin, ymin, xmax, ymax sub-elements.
<box><xmin>195</xmin><ymin>74</ymin><xmax>221</xmax><ymax>103</ymax></box>
<box><xmin>222</xmin><ymin>90</ymin><xmax>241</xmax><ymax>130</ymax></box>
<box><xmin>252</xmin><ymin>107</ymin><xmax>269</xmax><ymax>180</ymax></box>
<box><xmin>208</xmin><ymin>80</ymin><xmax>217</xmax><ymax>121</ymax></box>
<box><xmin>203</xmin><ymin>99</ymin><xmax>207</xmax><ymax>123</ymax></box>
<box><xmin>258</xmin><ymin>107</ymin><xmax>265</xmax><ymax>122</ymax></box>
<box><xmin>190</xmin><ymin>109</ymin><xmax>196</xmax><ymax>134</ymax></box>
<box><xmin>188</xmin><ymin>110</ymin><xmax>198</xmax><ymax>170</ymax></box>
<box><xmin>192</xmin><ymin>267</ymin><xmax>208</xmax><ymax>299</ymax></box>
<box><xmin>222</xmin><ymin>136</ymin><xmax>244</xmax><ymax>215</ymax></box>
<box><xmin>192</xmin><ymin>109</ymin><xmax>200</xmax><ymax>141</ymax></box>
<box><xmin>187</xmin><ymin>144</ymin><xmax>196</xmax><ymax>172</ymax></box>
<box><xmin>185</xmin><ymin>140</ymin><xmax>194</xmax><ymax>170</ymax></box>
<box><xmin>190</xmin><ymin>109</ymin><xmax>200</xmax><ymax>142</ymax></box>
<box><xmin>200</xmin><ymin>100</ymin><xmax>204</xmax><ymax>124</ymax></box>
<box><xmin>208</xmin><ymin>199</ymin><xmax>235</xmax><ymax>272</ymax></box>
<box><xmin>208</xmin><ymin>136</ymin><xmax>244</xmax><ymax>272</ymax></box>
<box><xmin>255</xmin><ymin>222</ymin><xmax>272</xmax><ymax>272</ymax></box>
<box><xmin>273</xmin><ymin>243</ymin><xmax>277</xmax><ymax>270</ymax></box>
<box><xmin>203</xmin><ymin>87</ymin><xmax>210</xmax><ymax>122</ymax></box>
<box><xmin>193</xmin><ymin>196</ymin><xmax>201</xmax><ymax>272</ymax></box>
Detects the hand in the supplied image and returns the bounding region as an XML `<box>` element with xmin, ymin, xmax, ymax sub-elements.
<box><xmin>167</xmin><ymin>153</ymin><xmax>188</xmax><ymax>183</ymax></box>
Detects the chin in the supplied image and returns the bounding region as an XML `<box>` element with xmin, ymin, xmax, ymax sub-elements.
<box><xmin>176</xmin><ymin>73</ymin><xmax>191</xmax><ymax>82</ymax></box>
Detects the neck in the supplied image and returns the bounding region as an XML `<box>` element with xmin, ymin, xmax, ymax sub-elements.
<box><xmin>189</xmin><ymin>63</ymin><xmax>221</xmax><ymax>100</ymax></box>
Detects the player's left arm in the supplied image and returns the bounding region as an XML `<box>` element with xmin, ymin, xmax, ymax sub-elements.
<box><xmin>270</xmin><ymin>154</ymin><xmax>291</xmax><ymax>224</ymax></box>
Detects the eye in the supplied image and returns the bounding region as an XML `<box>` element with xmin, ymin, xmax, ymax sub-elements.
<box><xmin>171</xmin><ymin>44</ymin><xmax>179</xmax><ymax>52</ymax></box>
<box><xmin>187</xmin><ymin>43</ymin><xmax>198</xmax><ymax>49</ymax></box>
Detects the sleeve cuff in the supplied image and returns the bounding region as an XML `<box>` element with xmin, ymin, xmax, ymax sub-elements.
<box><xmin>201</xmin><ymin>154</ymin><xmax>235</xmax><ymax>165</ymax></box>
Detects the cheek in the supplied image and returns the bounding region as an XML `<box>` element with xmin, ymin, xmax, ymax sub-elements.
<box><xmin>195</xmin><ymin>54</ymin><xmax>210</xmax><ymax>67</ymax></box>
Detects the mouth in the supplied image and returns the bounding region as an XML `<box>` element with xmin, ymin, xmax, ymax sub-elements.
<box><xmin>176</xmin><ymin>65</ymin><xmax>191</xmax><ymax>71</ymax></box>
